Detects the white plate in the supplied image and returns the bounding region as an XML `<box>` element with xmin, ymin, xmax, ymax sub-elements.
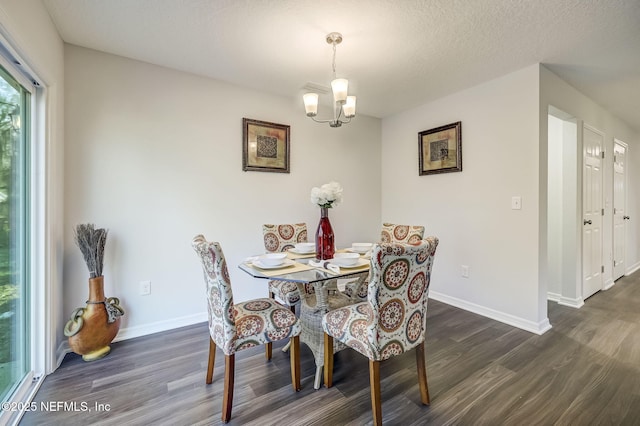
<box><xmin>330</xmin><ymin>258</ymin><xmax>369</xmax><ymax>269</ymax></box>
<box><xmin>346</xmin><ymin>248</ymin><xmax>370</xmax><ymax>254</ymax></box>
<box><xmin>288</xmin><ymin>247</ymin><xmax>316</xmax><ymax>254</ymax></box>
<box><xmin>252</xmin><ymin>259</ymin><xmax>296</xmax><ymax>269</ymax></box>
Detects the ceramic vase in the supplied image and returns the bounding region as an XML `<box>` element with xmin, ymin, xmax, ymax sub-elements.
<box><xmin>64</xmin><ymin>276</ymin><xmax>124</xmax><ymax>361</ymax></box>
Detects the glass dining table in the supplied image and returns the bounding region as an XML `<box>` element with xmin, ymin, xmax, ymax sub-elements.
<box><xmin>239</xmin><ymin>252</ymin><xmax>370</xmax><ymax>389</ymax></box>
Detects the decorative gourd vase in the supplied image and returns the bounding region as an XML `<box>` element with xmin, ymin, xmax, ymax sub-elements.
<box><xmin>315</xmin><ymin>207</ymin><xmax>335</xmax><ymax>260</ymax></box>
<box><xmin>64</xmin><ymin>276</ymin><xmax>124</xmax><ymax>361</ymax></box>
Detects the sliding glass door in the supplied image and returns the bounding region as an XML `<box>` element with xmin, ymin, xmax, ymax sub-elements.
<box><xmin>0</xmin><ymin>64</ymin><xmax>30</xmax><ymax>404</ymax></box>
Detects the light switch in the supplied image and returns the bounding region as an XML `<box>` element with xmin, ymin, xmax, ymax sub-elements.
<box><xmin>511</xmin><ymin>196</ymin><xmax>522</xmax><ymax>210</ymax></box>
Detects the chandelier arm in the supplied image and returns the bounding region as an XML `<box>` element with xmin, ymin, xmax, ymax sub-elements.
<box><xmin>310</xmin><ymin>116</ymin><xmax>335</xmax><ymax>124</ymax></box>
<box><xmin>334</xmin><ymin>101</ymin><xmax>341</xmax><ymax>123</ymax></box>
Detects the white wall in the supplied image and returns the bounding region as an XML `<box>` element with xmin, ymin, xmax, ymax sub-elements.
<box><xmin>540</xmin><ymin>65</ymin><xmax>640</xmax><ymax>303</ymax></box>
<box><xmin>559</xmin><ymin>117</ymin><xmax>579</xmax><ymax>305</ymax></box>
<box><xmin>547</xmin><ymin>114</ymin><xmax>564</xmax><ymax>296</ymax></box>
<box><xmin>546</xmin><ymin>108</ymin><xmax>580</xmax><ymax>306</ymax></box>
<box><xmin>381</xmin><ymin>64</ymin><xmax>549</xmax><ymax>333</ymax></box>
<box><xmin>0</xmin><ymin>0</ymin><xmax>65</xmax><ymax>373</ymax></box>
<box><xmin>64</xmin><ymin>45</ymin><xmax>381</xmax><ymax>340</ymax></box>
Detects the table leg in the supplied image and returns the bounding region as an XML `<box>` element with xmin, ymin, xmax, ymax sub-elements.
<box><xmin>295</xmin><ymin>280</ymin><xmax>351</xmax><ymax>391</ymax></box>
<box><xmin>313</xmin><ymin>365</ymin><xmax>323</xmax><ymax>389</ymax></box>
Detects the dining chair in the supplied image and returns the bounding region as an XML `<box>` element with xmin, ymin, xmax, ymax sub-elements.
<box><xmin>322</xmin><ymin>237</ymin><xmax>439</xmax><ymax>426</ymax></box>
<box><xmin>262</xmin><ymin>223</ymin><xmax>308</xmax><ymax>313</ymax></box>
<box><xmin>343</xmin><ymin>222</ymin><xmax>426</xmax><ymax>301</ymax></box>
<box><xmin>380</xmin><ymin>222</ymin><xmax>425</xmax><ymax>244</ymax></box>
<box><xmin>191</xmin><ymin>235</ymin><xmax>302</xmax><ymax>423</ymax></box>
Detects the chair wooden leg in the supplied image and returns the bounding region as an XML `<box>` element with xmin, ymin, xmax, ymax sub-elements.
<box><xmin>206</xmin><ymin>337</ymin><xmax>216</xmax><ymax>384</ymax></box>
<box><xmin>416</xmin><ymin>341</ymin><xmax>430</xmax><ymax>405</ymax></box>
<box><xmin>324</xmin><ymin>333</ymin><xmax>334</xmax><ymax>388</ymax></box>
<box><xmin>221</xmin><ymin>354</ymin><xmax>235</xmax><ymax>423</ymax></box>
<box><xmin>289</xmin><ymin>336</ymin><xmax>301</xmax><ymax>391</ymax></box>
<box><xmin>369</xmin><ymin>359</ymin><xmax>382</xmax><ymax>426</ymax></box>
<box><xmin>265</xmin><ymin>342</ymin><xmax>272</xmax><ymax>361</ymax></box>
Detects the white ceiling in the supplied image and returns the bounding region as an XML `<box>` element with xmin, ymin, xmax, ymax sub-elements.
<box><xmin>42</xmin><ymin>0</ymin><xmax>640</xmax><ymax>131</ymax></box>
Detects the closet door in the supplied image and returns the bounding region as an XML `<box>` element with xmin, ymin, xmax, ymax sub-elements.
<box><xmin>613</xmin><ymin>140</ymin><xmax>628</xmax><ymax>281</ymax></box>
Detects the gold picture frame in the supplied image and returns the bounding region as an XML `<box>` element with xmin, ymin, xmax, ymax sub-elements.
<box><xmin>418</xmin><ymin>121</ymin><xmax>462</xmax><ymax>175</ymax></box>
<box><xmin>242</xmin><ymin>118</ymin><xmax>290</xmax><ymax>173</ymax></box>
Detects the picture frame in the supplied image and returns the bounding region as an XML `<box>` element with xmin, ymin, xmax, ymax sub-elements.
<box><xmin>418</xmin><ymin>121</ymin><xmax>462</xmax><ymax>175</ymax></box>
<box><xmin>242</xmin><ymin>118</ymin><xmax>290</xmax><ymax>173</ymax></box>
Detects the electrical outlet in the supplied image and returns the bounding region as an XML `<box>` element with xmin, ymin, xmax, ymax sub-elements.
<box><xmin>511</xmin><ymin>196</ymin><xmax>522</xmax><ymax>210</ymax></box>
<box><xmin>461</xmin><ymin>265</ymin><xmax>470</xmax><ymax>278</ymax></box>
<box><xmin>140</xmin><ymin>280</ymin><xmax>151</xmax><ymax>295</ymax></box>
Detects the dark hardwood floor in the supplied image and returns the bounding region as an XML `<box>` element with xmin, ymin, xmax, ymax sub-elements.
<box><xmin>22</xmin><ymin>272</ymin><xmax>640</xmax><ymax>425</ymax></box>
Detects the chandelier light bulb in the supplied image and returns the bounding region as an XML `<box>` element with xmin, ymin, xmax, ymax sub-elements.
<box><xmin>331</xmin><ymin>78</ymin><xmax>348</xmax><ymax>104</ymax></box>
<box><xmin>343</xmin><ymin>96</ymin><xmax>356</xmax><ymax>118</ymax></box>
<box><xmin>303</xmin><ymin>93</ymin><xmax>319</xmax><ymax>117</ymax></box>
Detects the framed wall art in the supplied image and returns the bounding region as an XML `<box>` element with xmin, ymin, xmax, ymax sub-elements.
<box><xmin>418</xmin><ymin>121</ymin><xmax>462</xmax><ymax>175</ymax></box>
<box><xmin>242</xmin><ymin>118</ymin><xmax>290</xmax><ymax>173</ymax></box>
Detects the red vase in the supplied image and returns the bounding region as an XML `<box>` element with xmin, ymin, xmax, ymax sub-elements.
<box><xmin>315</xmin><ymin>207</ymin><xmax>335</xmax><ymax>260</ymax></box>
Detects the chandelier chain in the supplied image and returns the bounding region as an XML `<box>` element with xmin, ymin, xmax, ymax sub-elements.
<box><xmin>332</xmin><ymin>42</ymin><xmax>337</xmax><ymax>79</ymax></box>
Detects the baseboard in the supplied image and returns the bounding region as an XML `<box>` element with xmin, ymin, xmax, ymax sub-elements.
<box><xmin>626</xmin><ymin>261</ymin><xmax>640</xmax><ymax>276</ymax></box>
<box><xmin>55</xmin><ymin>341</ymin><xmax>69</xmax><ymax>369</ymax></box>
<box><xmin>54</xmin><ymin>312</ymin><xmax>208</xmax><ymax>366</ymax></box>
<box><xmin>603</xmin><ymin>277</ymin><xmax>615</xmax><ymax>290</ymax></box>
<box><xmin>557</xmin><ymin>296</ymin><xmax>584</xmax><ymax>309</ymax></box>
<box><xmin>547</xmin><ymin>292</ymin><xmax>561</xmax><ymax>302</ymax></box>
<box><xmin>429</xmin><ymin>291</ymin><xmax>552</xmax><ymax>335</ymax></box>
<box><xmin>113</xmin><ymin>312</ymin><xmax>207</xmax><ymax>342</ymax></box>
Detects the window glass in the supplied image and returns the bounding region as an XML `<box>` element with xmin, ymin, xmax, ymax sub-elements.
<box><xmin>0</xmin><ymin>64</ymin><xmax>30</xmax><ymax>404</ymax></box>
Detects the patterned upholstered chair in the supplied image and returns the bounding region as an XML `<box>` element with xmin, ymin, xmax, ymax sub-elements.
<box><xmin>322</xmin><ymin>238</ymin><xmax>439</xmax><ymax>426</ymax></box>
<box><xmin>262</xmin><ymin>223</ymin><xmax>308</xmax><ymax>312</ymax></box>
<box><xmin>191</xmin><ymin>235</ymin><xmax>301</xmax><ymax>423</ymax></box>
<box><xmin>380</xmin><ymin>222</ymin><xmax>425</xmax><ymax>244</ymax></box>
<box><xmin>343</xmin><ymin>223</ymin><xmax>426</xmax><ymax>301</ymax></box>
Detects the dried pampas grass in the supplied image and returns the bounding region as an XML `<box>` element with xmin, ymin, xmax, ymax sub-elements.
<box><xmin>74</xmin><ymin>223</ymin><xmax>108</xmax><ymax>278</ymax></box>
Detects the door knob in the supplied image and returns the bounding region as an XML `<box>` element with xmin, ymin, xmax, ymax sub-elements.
<box><xmin>624</xmin><ymin>216</ymin><xmax>630</xmax><ymax>220</ymax></box>
<box><xmin>583</xmin><ymin>219</ymin><xmax>592</xmax><ymax>225</ymax></box>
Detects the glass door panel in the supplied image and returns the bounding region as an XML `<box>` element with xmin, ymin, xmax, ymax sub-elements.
<box><xmin>0</xmin><ymin>65</ymin><xmax>29</xmax><ymax>403</ymax></box>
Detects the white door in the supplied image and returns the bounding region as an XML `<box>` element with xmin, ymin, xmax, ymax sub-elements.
<box><xmin>613</xmin><ymin>140</ymin><xmax>628</xmax><ymax>280</ymax></box>
<box><xmin>582</xmin><ymin>124</ymin><xmax>604</xmax><ymax>299</ymax></box>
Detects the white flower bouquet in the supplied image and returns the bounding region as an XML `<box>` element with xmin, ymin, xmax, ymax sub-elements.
<box><xmin>310</xmin><ymin>181</ymin><xmax>343</xmax><ymax>208</ymax></box>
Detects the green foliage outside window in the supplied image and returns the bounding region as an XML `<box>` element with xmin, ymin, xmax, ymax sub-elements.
<box><xmin>0</xmin><ymin>74</ymin><xmax>21</xmax><ymax>392</ymax></box>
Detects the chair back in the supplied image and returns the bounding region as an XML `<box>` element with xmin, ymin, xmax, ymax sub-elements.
<box><xmin>191</xmin><ymin>235</ymin><xmax>237</xmax><ymax>354</ymax></box>
<box><xmin>380</xmin><ymin>223</ymin><xmax>425</xmax><ymax>244</ymax></box>
<box><xmin>262</xmin><ymin>223</ymin><xmax>307</xmax><ymax>253</ymax></box>
<box><xmin>366</xmin><ymin>237</ymin><xmax>438</xmax><ymax>361</ymax></box>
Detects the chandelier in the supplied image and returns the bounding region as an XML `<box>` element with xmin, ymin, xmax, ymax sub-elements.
<box><xmin>303</xmin><ymin>32</ymin><xmax>356</xmax><ymax>128</ymax></box>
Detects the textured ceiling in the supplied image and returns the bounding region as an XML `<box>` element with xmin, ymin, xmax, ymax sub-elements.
<box><xmin>43</xmin><ymin>0</ymin><xmax>640</xmax><ymax>131</ymax></box>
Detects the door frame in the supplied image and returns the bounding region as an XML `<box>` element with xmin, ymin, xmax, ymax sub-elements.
<box><xmin>547</xmin><ymin>107</ymin><xmax>582</xmax><ymax>308</ymax></box>
<box><xmin>613</xmin><ymin>138</ymin><xmax>628</xmax><ymax>281</ymax></box>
